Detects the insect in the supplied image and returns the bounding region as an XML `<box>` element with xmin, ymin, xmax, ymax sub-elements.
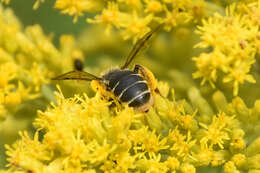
<box><xmin>53</xmin><ymin>26</ymin><xmax>161</xmax><ymax>112</ymax></box>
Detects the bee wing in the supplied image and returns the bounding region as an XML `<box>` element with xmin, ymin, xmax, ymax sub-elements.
<box><xmin>52</xmin><ymin>70</ymin><xmax>101</xmax><ymax>81</ymax></box>
<box><xmin>121</xmin><ymin>25</ymin><xmax>161</xmax><ymax>69</ymax></box>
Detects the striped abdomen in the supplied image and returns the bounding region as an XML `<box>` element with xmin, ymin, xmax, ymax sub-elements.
<box><xmin>103</xmin><ymin>69</ymin><xmax>151</xmax><ymax>108</ymax></box>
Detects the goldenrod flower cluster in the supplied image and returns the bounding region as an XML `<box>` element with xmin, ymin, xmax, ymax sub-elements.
<box><xmin>3</xmin><ymin>86</ymin><xmax>260</xmax><ymax>173</ymax></box>
<box><xmin>36</xmin><ymin>0</ymin><xmax>213</xmax><ymax>41</ymax></box>
<box><xmin>0</xmin><ymin>6</ymin><xmax>49</xmax><ymax>125</ymax></box>
<box><xmin>0</xmin><ymin>3</ymin><xmax>86</xmax><ymax>167</ymax></box>
<box><xmin>193</xmin><ymin>3</ymin><xmax>260</xmax><ymax>96</ymax></box>
<box><xmin>0</xmin><ymin>0</ymin><xmax>260</xmax><ymax>173</ymax></box>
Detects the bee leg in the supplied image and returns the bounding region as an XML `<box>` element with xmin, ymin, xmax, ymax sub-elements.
<box><xmin>108</xmin><ymin>98</ymin><xmax>117</xmax><ymax>108</ymax></box>
<box><xmin>91</xmin><ymin>80</ymin><xmax>121</xmax><ymax>108</ymax></box>
<box><xmin>134</xmin><ymin>64</ymin><xmax>163</xmax><ymax>97</ymax></box>
<box><xmin>134</xmin><ymin>64</ymin><xmax>157</xmax><ymax>93</ymax></box>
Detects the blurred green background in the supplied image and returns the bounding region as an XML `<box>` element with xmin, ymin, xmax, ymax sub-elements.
<box><xmin>7</xmin><ymin>0</ymin><xmax>88</xmax><ymax>45</ymax></box>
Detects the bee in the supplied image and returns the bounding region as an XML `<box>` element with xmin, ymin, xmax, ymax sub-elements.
<box><xmin>53</xmin><ymin>26</ymin><xmax>161</xmax><ymax>112</ymax></box>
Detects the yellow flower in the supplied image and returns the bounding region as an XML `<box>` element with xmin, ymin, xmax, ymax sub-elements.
<box><xmin>5</xmin><ymin>131</ymin><xmax>51</xmax><ymax>172</ymax></box>
<box><xmin>144</xmin><ymin>0</ymin><xmax>163</xmax><ymax>14</ymax></box>
<box><xmin>55</xmin><ymin>0</ymin><xmax>103</xmax><ymax>22</ymax></box>
<box><xmin>129</xmin><ymin>127</ymin><xmax>169</xmax><ymax>159</ymax></box>
<box><xmin>16</xmin><ymin>81</ymin><xmax>39</xmax><ymax>101</ymax></box>
<box><xmin>87</xmin><ymin>2</ymin><xmax>126</xmax><ymax>35</ymax></box>
<box><xmin>0</xmin><ymin>62</ymin><xmax>17</xmax><ymax>89</ymax></box>
<box><xmin>178</xmin><ymin>110</ymin><xmax>198</xmax><ymax>131</ymax></box>
<box><xmin>224</xmin><ymin>161</ymin><xmax>240</xmax><ymax>173</ymax></box>
<box><xmin>223</xmin><ymin>60</ymin><xmax>256</xmax><ymax>96</ymax></box>
<box><xmin>229</xmin><ymin>130</ymin><xmax>246</xmax><ymax>152</ymax></box>
<box><xmin>3</xmin><ymin>84</ymin><xmax>195</xmax><ymax>172</ymax></box>
<box><xmin>136</xmin><ymin>154</ymin><xmax>169</xmax><ymax>172</ymax></box>
<box><xmin>100</xmin><ymin>151</ymin><xmax>136</xmax><ymax>172</ymax></box>
<box><xmin>194</xmin><ymin>144</ymin><xmax>214</xmax><ymax>166</ymax></box>
<box><xmin>211</xmin><ymin>150</ymin><xmax>227</xmax><ymax>166</ymax></box>
<box><xmin>85</xmin><ymin>139</ymin><xmax>117</xmax><ymax>164</ymax></box>
<box><xmin>231</xmin><ymin>154</ymin><xmax>246</xmax><ymax>168</ymax></box>
<box><xmin>3</xmin><ymin>83</ymin><xmax>260</xmax><ymax>172</ymax></box>
<box><xmin>199</xmin><ymin>112</ymin><xmax>234</xmax><ymax>149</ymax></box>
<box><xmin>25</xmin><ymin>62</ymin><xmax>50</xmax><ymax>92</ymax></box>
<box><xmin>192</xmin><ymin>50</ymin><xmax>229</xmax><ymax>87</ymax></box>
<box><xmin>168</xmin><ymin>129</ymin><xmax>197</xmax><ymax>161</ymax></box>
<box><xmin>193</xmin><ymin>3</ymin><xmax>259</xmax><ymax>95</ymax></box>
<box><xmin>180</xmin><ymin>163</ymin><xmax>196</xmax><ymax>173</ymax></box>
<box><xmin>120</xmin><ymin>11</ymin><xmax>153</xmax><ymax>42</ymax></box>
<box><xmin>165</xmin><ymin>156</ymin><xmax>180</xmax><ymax>170</ymax></box>
<box><xmin>4</xmin><ymin>92</ymin><xmax>21</xmax><ymax>111</ymax></box>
